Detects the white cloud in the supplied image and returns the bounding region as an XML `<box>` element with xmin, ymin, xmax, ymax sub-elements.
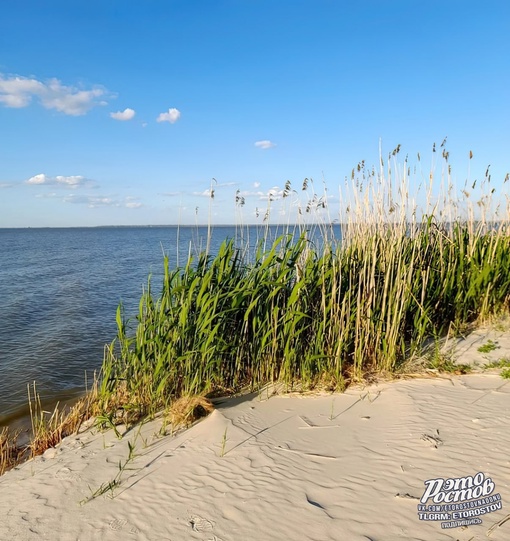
<box><xmin>64</xmin><ymin>195</ymin><xmax>112</xmax><ymax>207</ymax></box>
<box><xmin>26</xmin><ymin>174</ymin><xmax>47</xmax><ymax>185</ymax></box>
<box><xmin>0</xmin><ymin>76</ymin><xmax>45</xmax><ymax>107</ymax></box>
<box><xmin>253</xmin><ymin>181</ymin><xmax>261</xmax><ymax>188</ymax></box>
<box><xmin>261</xmin><ymin>186</ymin><xmax>284</xmax><ymax>200</ymax></box>
<box><xmin>0</xmin><ymin>182</ymin><xmax>13</xmax><ymax>188</ymax></box>
<box><xmin>110</xmin><ymin>107</ymin><xmax>136</xmax><ymax>121</ymax></box>
<box><xmin>63</xmin><ymin>194</ymin><xmax>142</xmax><ymax>209</ymax></box>
<box><xmin>237</xmin><ymin>186</ymin><xmax>284</xmax><ymax>200</ymax></box>
<box><xmin>157</xmin><ymin>108</ymin><xmax>181</xmax><ymax>124</ymax></box>
<box><xmin>40</xmin><ymin>79</ymin><xmax>107</xmax><ymax>115</ymax></box>
<box><xmin>0</xmin><ymin>74</ymin><xmax>109</xmax><ymax>115</ymax></box>
<box><xmin>193</xmin><ymin>189</ymin><xmax>214</xmax><ymax>197</ymax></box>
<box><xmin>254</xmin><ymin>140</ymin><xmax>276</xmax><ymax>149</ymax></box>
<box><xmin>26</xmin><ymin>173</ymin><xmax>94</xmax><ymax>188</ymax></box>
<box><xmin>125</xmin><ymin>197</ymin><xmax>143</xmax><ymax>208</ymax></box>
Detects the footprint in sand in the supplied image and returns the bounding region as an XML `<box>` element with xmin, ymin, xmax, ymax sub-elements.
<box><xmin>189</xmin><ymin>514</ymin><xmax>215</xmax><ymax>532</ymax></box>
<box><xmin>109</xmin><ymin>519</ymin><xmax>127</xmax><ymax>531</ymax></box>
<box><xmin>54</xmin><ymin>467</ymin><xmax>81</xmax><ymax>481</ymax></box>
<box><xmin>108</xmin><ymin>518</ymin><xmax>139</xmax><ymax>534</ymax></box>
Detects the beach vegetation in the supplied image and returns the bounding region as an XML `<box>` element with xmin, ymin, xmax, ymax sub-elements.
<box><xmin>98</xmin><ymin>144</ymin><xmax>510</xmax><ymax>418</ymax></box>
<box><xmin>80</xmin><ymin>425</ymin><xmax>145</xmax><ymax>505</ymax></box>
<box><xmin>484</xmin><ymin>358</ymin><xmax>510</xmax><ymax>379</ymax></box>
<box><xmin>165</xmin><ymin>395</ymin><xmax>214</xmax><ymax>434</ymax></box>
<box><xmin>425</xmin><ymin>350</ymin><xmax>472</xmax><ymax>374</ymax></box>
<box><xmin>0</xmin><ymin>427</ymin><xmax>23</xmax><ymax>476</ymax></box>
<box><xmin>484</xmin><ymin>358</ymin><xmax>510</xmax><ymax>368</ymax></box>
<box><xmin>2</xmin><ymin>142</ymin><xmax>510</xmax><ymax>476</ymax></box>
<box><xmin>27</xmin><ymin>382</ymin><xmax>98</xmax><ymax>458</ymax></box>
<box><xmin>219</xmin><ymin>426</ymin><xmax>228</xmax><ymax>457</ymax></box>
<box><xmin>501</xmin><ymin>368</ymin><xmax>510</xmax><ymax>379</ymax></box>
<box><xmin>477</xmin><ymin>339</ymin><xmax>499</xmax><ymax>353</ymax></box>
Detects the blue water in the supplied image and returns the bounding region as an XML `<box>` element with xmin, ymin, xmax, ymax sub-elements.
<box><xmin>0</xmin><ymin>224</ymin><xmax>338</xmax><ymax>426</ymax></box>
<box><xmin>0</xmin><ymin>226</ymin><xmax>230</xmax><ymax>425</ymax></box>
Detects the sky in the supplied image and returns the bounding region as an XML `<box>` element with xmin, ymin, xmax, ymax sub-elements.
<box><xmin>1</xmin><ymin>0</ymin><xmax>509</xmax><ymax>227</ymax></box>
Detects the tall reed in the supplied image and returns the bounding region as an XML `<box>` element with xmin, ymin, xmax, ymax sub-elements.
<box><xmin>98</xmin><ymin>145</ymin><xmax>510</xmax><ymax>416</ymax></box>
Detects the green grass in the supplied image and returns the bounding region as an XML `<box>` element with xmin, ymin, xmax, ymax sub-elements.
<box><xmin>485</xmin><ymin>358</ymin><xmax>510</xmax><ymax>368</ymax></box>
<box><xmin>96</xmin><ymin>145</ymin><xmax>510</xmax><ymax>418</ymax></box>
<box><xmin>484</xmin><ymin>358</ymin><xmax>510</xmax><ymax>379</ymax></box>
<box><xmin>426</xmin><ymin>352</ymin><xmax>472</xmax><ymax>374</ymax></box>
<box><xmin>477</xmin><ymin>340</ymin><xmax>499</xmax><ymax>353</ymax></box>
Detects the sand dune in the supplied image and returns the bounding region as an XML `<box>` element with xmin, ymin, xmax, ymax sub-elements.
<box><xmin>1</xmin><ymin>329</ymin><xmax>510</xmax><ymax>540</ymax></box>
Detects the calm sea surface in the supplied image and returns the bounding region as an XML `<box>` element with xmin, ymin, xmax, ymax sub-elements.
<box><xmin>0</xmin><ymin>224</ymin><xmax>338</xmax><ymax>427</ymax></box>
<box><xmin>0</xmin><ymin>226</ymin><xmax>230</xmax><ymax>426</ymax></box>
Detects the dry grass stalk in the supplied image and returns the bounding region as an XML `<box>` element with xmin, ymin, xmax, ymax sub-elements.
<box><xmin>166</xmin><ymin>395</ymin><xmax>214</xmax><ymax>430</ymax></box>
<box><xmin>27</xmin><ymin>382</ymin><xmax>98</xmax><ymax>460</ymax></box>
<box><xmin>0</xmin><ymin>427</ymin><xmax>26</xmax><ymax>476</ymax></box>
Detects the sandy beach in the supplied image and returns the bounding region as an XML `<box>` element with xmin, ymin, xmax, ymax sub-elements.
<box><xmin>1</xmin><ymin>327</ymin><xmax>509</xmax><ymax>541</ymax></box>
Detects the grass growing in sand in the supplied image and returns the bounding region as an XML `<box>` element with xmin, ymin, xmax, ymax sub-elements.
<box><xmin>2</xmin><ymin>142</ymin><xmax>510</xmax><ymax>475</ymax></box>
<box><xmin>97</xmin><ymin>143</ymin><xmax>510</xmax><ymax>419</ymax></box>
<box><xmin>484</xmin><ymin>358</ymin><xmax>510</xmax><ymax>380</ymax></box>
<box><xmin>1</xmin><ymin>382</ymin><xmax>98</xmax><ymax>476</ymax></box>
<box><xmin>485</xmin><ymin>358</ymin><xmax>510</xmax><ymax>368</ymax></box>
<box><xmin>0</xmin><ymin>427</ymin><xmax>24</xmax><ymax>476</ymax></box>
<box><xmin>477</xmin><ymin>339</ymin><xmax>500</xmax><ymax>353</ymax></box>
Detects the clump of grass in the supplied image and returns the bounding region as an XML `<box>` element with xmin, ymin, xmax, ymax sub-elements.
<box><xmin>95</xmin><ymin>143</ymin><xmax>510</xmax><ymax>419</ymax></box>
<box><xmin>477</xmin><ymin>339</ymin><xmax>499</xmax><ymax>353</ymax></box>
<box><xmin>0</xmin><ymin>381</ymin><xmax>99</xmax><ymax>476</ymax></box>
<box><xmin>27</xmin><ymin>381</ymin><xmax>98</xmax><ymax>460</ymax></box>
<box><xmin>0</xmin><ymin>427</ymin><xmax>25</xmax><ymax>476</ymax></box>
<box><xmin>166</xmin><ymin>395</ymin><xmax>214</xmax><ymax>432</ymax></box>
<box><xmin>484</xmin><ymin>358</ymin><xmax>510</xmax><ymax>380</ymax></box>
<box><xmin>501</xmin><ymin>368</ymin><xmax>510</xmax><ymax>379</ymax></box>
<box><xmin>485</xmin><ymin>358</ymin><xmax>510</xmax><ymax>368</ymax></box>
<box><xmin>426</xmin><ymin>351</ymin><xmax>472</xmax><ymax>374</ymax></box>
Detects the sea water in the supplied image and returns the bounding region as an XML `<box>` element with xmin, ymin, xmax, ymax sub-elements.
<box><xmin>0</xmin><ymin>224</ymin><xmax>338</xmax><ymax>426</ymax></box>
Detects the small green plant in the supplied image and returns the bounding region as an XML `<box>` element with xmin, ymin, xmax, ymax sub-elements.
<box><xmin>82</xmin><ymin>477</ymin><xmax>120</xmax><ymax>504</ymax></box>
<box><xmin>485</xmin><ymin>358</ymin><xmax>510</xmax><ymax>369</ymax></box>
<box><xmin>127</xmin><ymin>417</ymin><xmax>149</xmax><ymax>449</ymax></box>
<box><xmin>501</xmin><ymin>368</ymin><xmax>510</xmax><ymax>379</ymax></box>
<box><xmin>427</xmin><ymin>351</ymin><xmax>472</xmax><ymax>374</ymax></box>
<box><xmin>478</xmin><ymin>340</ymin><xmax>499</xmax><ymax>354</ymax></box>
<box><xmin>219</xmin><ymin>427</ymin><xmax>228</xmax><ymax>457</ymax></box>
<box><xmin>95</xmin><ymin>413</ymin><xmax>123</xmax><ymax>439</ymax></box>
<box><xmin>80</xmin><ymin>434</ymin><xmax>138</xmax><ymax>505</ymax></box>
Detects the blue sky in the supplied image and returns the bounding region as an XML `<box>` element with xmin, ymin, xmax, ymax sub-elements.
<box><xmin>1</xmin><ymin>0</ymin><xmax>509</xmax><ymax>227</ymax></box>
